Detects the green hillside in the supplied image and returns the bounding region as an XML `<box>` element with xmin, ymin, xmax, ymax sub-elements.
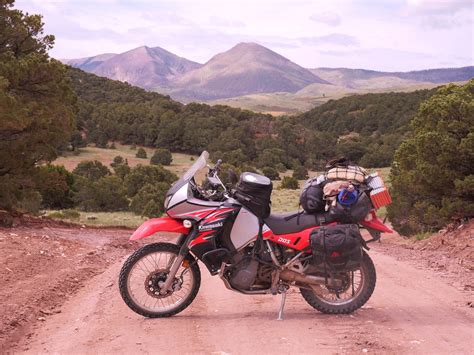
<box><xmin>69</xmin><ymin>67</ymin><xmax>460</xmax><ymax>170</ymax></box>
<box><xmin>296</xmin><ymin>89</ymin><xmax>438</xmax><ymax>166</ymax></box>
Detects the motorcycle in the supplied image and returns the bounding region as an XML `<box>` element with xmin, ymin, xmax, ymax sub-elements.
<box><xmin>119</xmin><ymin>151</ymin><xmax>393</xmax><ymax>319</ymax></box>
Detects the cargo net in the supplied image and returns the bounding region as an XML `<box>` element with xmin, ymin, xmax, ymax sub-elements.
<box><xmin>325</xmin><ymin>166</ymin><xmax>367</xmax><ymax>184</ymax></box>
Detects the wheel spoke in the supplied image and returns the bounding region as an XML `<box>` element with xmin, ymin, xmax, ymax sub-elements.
<box><xmin>125</xmin><ymin>248</ymin><xmax>195</xmax><ymax>314</ymax></box>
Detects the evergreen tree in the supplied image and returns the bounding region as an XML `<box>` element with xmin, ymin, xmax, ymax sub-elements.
<box><xmin>135</xmin><ymin>148</ymin><xmax>147</xmax><ymax>159</ymax></box>
<box><xmin>150</xmin><ymin>148</ymin><xmax>173</xmax><ymax>166</ymax></box>
<box><xmin>388</xmin><ymin>81</ymin><xmax>474</xmax><ymax>235</ymax></box>
<box><xmin>0</xmin><ymin>0</ymin><xmax>75</xmax><ymax>211</ymax></box>
<box><xmin>73</xmin><ymin>160</ymin><xmax>111</xmax><ymax>181</ymax></box>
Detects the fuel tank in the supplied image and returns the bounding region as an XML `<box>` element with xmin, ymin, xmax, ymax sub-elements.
<box><xmin>229</xmin><ymin>207</ymin><xmax>260</xmax><ymax>250</ymax></box>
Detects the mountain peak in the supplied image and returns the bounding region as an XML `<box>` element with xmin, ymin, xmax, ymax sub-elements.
<box><xmin>66</xmin><ymin>45</ymin><xmax>201</xmax><ymax>89</ymax></box>
<box><xmin>172</xmin><ymin>43</ymin><xmax>328</xmax><ymax>100</ymax></box>
<box><xmin>233</xmin><ymin>42</ymin><xmax>264</xmax><ymax>49</ymax></box>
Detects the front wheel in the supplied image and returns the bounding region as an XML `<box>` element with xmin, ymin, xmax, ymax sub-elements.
<box><xmin>119</xmin><ymin>243</ymin><xmax>201</xmax><ymax>318</ymax></box>
<box><xmin>300</xmin><ymin>251</ymin><xmax>376</xmax><ymax>314</ymax></box>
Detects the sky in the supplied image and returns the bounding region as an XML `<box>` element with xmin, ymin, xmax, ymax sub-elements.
<box><xmin>15</xmin><ymin>0</ymin><xmax>474</xmax><ymax>71</ymax></box>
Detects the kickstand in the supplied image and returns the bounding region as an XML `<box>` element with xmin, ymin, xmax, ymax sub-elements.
<box><xmin>277</xmin><ymin>290</ymin><xmax>287</xmax><ymax>321</ymax></box>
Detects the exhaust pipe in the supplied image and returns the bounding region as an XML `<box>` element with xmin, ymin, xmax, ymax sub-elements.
<box><xmin>280</xmin><ymin>270</ymin><xmax>343</xmax><ymax>288</ymax></box>
<box><xmin>280</xmin><ymin>270</ymin><xmax>326</xmax><ymax>285</ymax></box>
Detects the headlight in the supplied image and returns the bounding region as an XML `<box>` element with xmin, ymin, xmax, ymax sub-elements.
<box><xmin>164</xmin><ymin>195</ymin><xmax>172</xmax><ymax>209</ymax></box>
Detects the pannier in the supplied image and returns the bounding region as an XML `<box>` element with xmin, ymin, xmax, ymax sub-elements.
<box><xmin>299</xmin><ymin>177</ymin><xmax>325</xmax><ymax>214</ymax></box>
<box><xmin>310</xmin><ymin>224</ymin><xmax>364</xmax><ymax>271</ymax></box>
<box><xmin>234</xmin><ymin>172</ymin><xmax>272</xmax><ymax>220</ymax></box>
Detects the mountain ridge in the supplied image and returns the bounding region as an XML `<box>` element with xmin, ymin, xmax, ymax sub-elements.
<box><xmin>62</xmin><ymin>43</ymin><xmax>474</xmax><ymax>103</ymax></box>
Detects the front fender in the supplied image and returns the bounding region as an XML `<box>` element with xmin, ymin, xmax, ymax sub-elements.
<box><xmin>130</xmin><ymin>217</ymin><xmax>189</xmax><ymax>241</ymax></box>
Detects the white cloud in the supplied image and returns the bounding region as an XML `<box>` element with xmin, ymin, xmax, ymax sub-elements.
<box><xmin>309</xmin><ymin>12</ymin><xmax>341</xmax><ymax>26</ymax></box>
<box><xmin>404</xmin><ymin>0</ymin><xmax>472</xmax><ymax>15</ymax></box>
<box><xmin>299</xmin><ymin>34</ymin><xmax>358</xmax><ymax>47</ymax></box>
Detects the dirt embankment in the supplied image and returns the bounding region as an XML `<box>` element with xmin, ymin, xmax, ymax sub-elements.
<box><xmin>376</xmin><ymin>220</ymin><xmax>474</xmax><ymax>293</ymax></box>
<box><xmin>0</xmin><ymin>216</ymin><xmax>135</xmax><ymax>351</ymax></box>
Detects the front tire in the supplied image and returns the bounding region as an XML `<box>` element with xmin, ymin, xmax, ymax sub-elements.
<box><xmin>119</xmin><ymin>243</ymin><xmax>201</xmax><ymax>318</ymax></box>
<box><xmin>300</xmin><ymin>252</ymin><xmax>376</xmax><ymax>314</ymax></box>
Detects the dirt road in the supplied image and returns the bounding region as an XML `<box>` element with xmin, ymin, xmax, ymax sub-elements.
<box><xmin>17</xmin><ymin>243</ymin><xmax>473</xmax><ymax>354</ymax></box>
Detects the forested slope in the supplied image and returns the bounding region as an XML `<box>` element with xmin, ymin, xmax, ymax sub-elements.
<box><xmin>68</xmin><ymin>67</ymin><xmax>442</xmax><ymax>169</ymax></box>
<box><xmin>296</xmin><ymin>90</ymin><xmax>437</xmax><ymax>166</ymax></box>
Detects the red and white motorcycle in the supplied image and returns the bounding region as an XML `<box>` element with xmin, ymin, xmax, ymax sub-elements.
<box><xmin>119</xmin><ymin>151</ymin><xmax>392</xmax><ymax>319</ymax></box>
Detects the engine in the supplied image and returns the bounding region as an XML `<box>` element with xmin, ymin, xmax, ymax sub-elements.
<box><xmin>226</xmin><ymin>243</ymin><xmax>282</xmax><ymax>291</ymax></box>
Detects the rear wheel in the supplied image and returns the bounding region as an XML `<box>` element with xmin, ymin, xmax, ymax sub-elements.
<box><xmin>119</xmin><ymin>243</ymin><xmax>200</xmax><ymax>318</ymax></box>
<box><xmin>300</xmin><ymin>252</ymin><xmax>376</xmax><ymax>314</ymax></box>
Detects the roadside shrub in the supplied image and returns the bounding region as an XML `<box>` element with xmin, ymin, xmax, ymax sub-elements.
<box><xmin>73</xmin><ymin>160</ymin><xmax>110</xmax><ymax>181</ymax></box>
<box><xmin>130</xmin><ymin>182</ymin><xmax>169</xmax><ymax>217</ymax></box>
<box><xmin>150</xmin><ymin>148</ymin><xmax>173</xmax><ymax>166</ymax></box>
<box><xmin>292</xmin><ymin>165</ymin><xmax>309</xmax><ymax>180</ymax></box>
<box><xmin>74</xmin><ymin>176</ymin><xmax>129</xmax><ymax>212</ymax></box>
<box><xmin>17</xmin><ymin>190</ymin><xmax>42</xmax><ymax>214</ymax></box>
<box><xmin>262</xmin><ymin>167</ymin><xmax>280</xmax><ymax>180</ymax></box>
<box><xmin>35</xmin><ymin>165</ymin><xmax>75</xmax><ymax>209</ymax></box>
<box><xmin>135</xmin><ymin>148</ymin><xmax>147</xmax><ymax>159</ymax></box>
<box><xmin>124</xmin><ymin>165</ymin><xmax>177</xmax><ymax>197</ymax></box>
<box><xmin>388</xmin><ymin>80</ymin><xmax>474</xmax><ymax>235</ymax></box>
<box><xmin>281</xmin><ymin>176</ymin><xmax>299</xmax><ymax>190</ymax></box>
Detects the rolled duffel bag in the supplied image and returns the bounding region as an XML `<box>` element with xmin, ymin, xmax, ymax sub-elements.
<box><xmin>327</xmin><ymin>191</ymin><xmax>372</xmax><ymax>224</ymax></box>
<box><xmin>234</xmin><ymin>172</ymin><xmax>272</xmax><ymax>220</ymax></box>
<box><xmin>310</xmin><ymin>224</ymin><xmax>363</xmax><ymax>271</ymax></box>
<box><xmin>326</xmin><ymin>165</ymin><xmax>367</xmax><ymax>184</ymax></box>
<box><xmin>300</xmin><ymin>176</ymin><xmax>326</xmax><ymax>214</ymax></box>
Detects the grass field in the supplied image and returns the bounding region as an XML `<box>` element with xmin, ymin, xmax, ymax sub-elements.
<box><xmin>50</xmin><ymin>145</ymin><xmax>391</xmax><ymax>226</ymax></box>
<box><xmin>54</xmin><ymin>144</ymin><xmax>197</xmax><ymax>176</ymax></box>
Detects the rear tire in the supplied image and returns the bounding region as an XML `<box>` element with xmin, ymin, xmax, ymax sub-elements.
<box><xmin>119</xmin><ymin>243</ymin><xmax>200</xmax><ymax>318</ymax></box>
<box><xmin>300</xmin><ymin>252</ymin><xmax>376</xmax><ymax>314</ymax></box>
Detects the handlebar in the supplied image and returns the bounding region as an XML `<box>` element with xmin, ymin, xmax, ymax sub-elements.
<box><xmin>214</xmin><ymin>159</ymin><xmax>223</xmax><ymax>171</ymax></box>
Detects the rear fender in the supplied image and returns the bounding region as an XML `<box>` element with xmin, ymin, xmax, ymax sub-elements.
<box><xmin>360</xmin><ymin>211</ymin><xmax>393</xmax><ymax>233</ymax></box>
<box><xmin>130</xmin><ymin>217</ymin><xmax>189</xmax><ymax>241</ymax></box>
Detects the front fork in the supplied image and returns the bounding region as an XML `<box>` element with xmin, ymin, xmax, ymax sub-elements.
<box><xmin>159</xmin><ymin>225</ymin><xmax>198</xmax><ymax>294</ymax></box>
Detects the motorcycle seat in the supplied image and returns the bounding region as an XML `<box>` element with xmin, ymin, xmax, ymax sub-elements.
<box><xmin>264</xmin><ymin>211</ymin><xmax>331</xmax><ymax>235</ymax></box>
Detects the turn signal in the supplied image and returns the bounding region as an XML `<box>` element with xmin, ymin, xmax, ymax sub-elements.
<box><xmin>182</xmin><ymin>260</ymin><xmax>190</xmax><ymax>268</ymax></box>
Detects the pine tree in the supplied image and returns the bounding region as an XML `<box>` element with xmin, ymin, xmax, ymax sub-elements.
<box><xmin>0</xmin><ymin>0</ymin><xmax>75</xmax><ymax>211</ymax></box>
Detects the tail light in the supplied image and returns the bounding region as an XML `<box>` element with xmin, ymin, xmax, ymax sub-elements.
<box><xmin>366</xmin><ymin>172</ymin><xmax>392</xmax><ymax>209</ymax></box>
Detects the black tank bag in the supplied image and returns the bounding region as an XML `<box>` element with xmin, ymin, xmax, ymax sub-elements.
<box><xmin>234</xmin><ymin>172</ymin><xmax>272</xmax><ymax>220</ymax></box>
